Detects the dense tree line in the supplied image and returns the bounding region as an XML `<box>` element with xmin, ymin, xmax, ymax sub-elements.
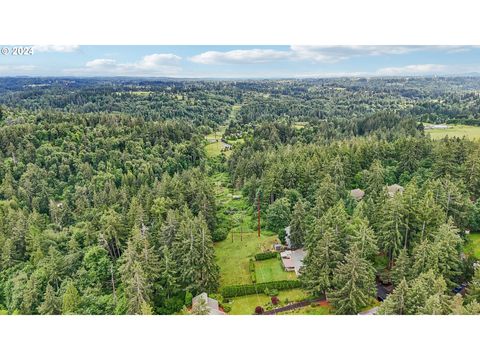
<box><xmin>228</xmin><ymin>116</ymin><xmax>480</xmax><ymax>314</ymax></box>
<box><xmin>1</xmin><ymin>77</ymin><xmax>480</xmax><ymax>315</ymax></box>
<box><xmin>0</xmin><ymin>105</ymin><xmax>219</xmax><ymax>314</ymax></box>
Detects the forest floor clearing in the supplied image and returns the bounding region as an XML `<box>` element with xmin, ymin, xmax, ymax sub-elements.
<box><xmin>426</xmin><ymin>124</ymin><xmax>480</xmax><ymax>140</ymax></box>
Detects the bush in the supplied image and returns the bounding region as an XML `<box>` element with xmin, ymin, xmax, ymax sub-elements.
<box><xmin>209</xmin><ymin>293</ymin><xmax>223</xmax><ymax>303</ymax></box>
<box><xmin>263</xmin><ymin>287</ymin><xmax>279</xmax><ymax>296</ymax></box>
<box><xmin>249</xmin><ymin>259</ymin><xmax>256</xmax><ymax>283</ymax></box>
<box><xmin>212</xmin><ymin>226</ymin><xmax>229</xmax><ymax>242</ymax></box>
<box><xmin>222</xmin><ymin>304</ymin><xmax>232</xmax><ymax>313</ymax></box>
<box><xmin>184</xmin><ymin>291</ymin><xmax>193</xmax><ymax>307</ymax></box>
<box><xmin>271</xmin><ymin>296</ymin><xmax>279</xmax><ymax>305</ymax></box>
<box><xmin>255</xmin><ymin>306</ymin><xmax>264</xmax><ymax>315</ymax></box>
<box><xmin>254</xmin><ymin>252</ymin><xmax>278</xmax><ymax>261</ymax></box>
<box><xmin>221</xmin><ymin>280</ymin><xmax>301</xmax><ymax>298</ymax></box>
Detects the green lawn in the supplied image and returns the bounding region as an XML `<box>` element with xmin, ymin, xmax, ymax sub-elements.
<box><xmin>255</xmin><ymin>258</ymin><xmax>297</xmax><ymax>283</ymax></box>
<box><xmin>293</xmin><ymin>121</ymin><xmax>308</xmax><ymax>129</ymax></box>
<box><xmin>281</xmin><ymin>304</ymin><xmax>331</xmax><ymax>315</ymax></box>
<box><xmin>215</xmin><ymin>231</ymin><xmax>279</xmax><ymax>286</ymax></box>
<box><xmin>425</xmin><ymin>124</ymin><xmax>480</xmax><ymax>140</ymax></box>
<box><xmin>228</xmin><ymin>289</ymin><xmax>308</xmax><ymax>315</ymax></box>
<box><xmin>205</xmin><ymin>141</ymin><xmax>227</xmax><ymax>158</ymax></box>
<box><xmin>465</xmin><ymin>233</ymin><xmax>480</xmax><ymax>259</ymax></box>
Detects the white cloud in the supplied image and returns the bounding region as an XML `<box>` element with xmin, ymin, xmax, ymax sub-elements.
<box><xmin>376</xmin><ymin>64</ymin><xmax>449</xmax><ymax>75</ymax></box>
<box><xmin>33</xmin><ymin>45</ymin><xmax>80</xmax><ymax>53</ymax></box>
<box><xmin>0</xmin><ymin>65</ymin><xmax>36</xmax><ymax>74</ymax></box>
<box><xmin>67</xmin><ymin>53</ymin><xmax>182</xmax><ymax>76</ymax></box>
<box><xmin>190</xmin><ymin>45</ymin><xmax>476</xmax><ymax>65</ymax></box>
<box><xmin>190</xmin><ymin>49</ymin><xmax>290</xmax><ymax>64</ymax></box>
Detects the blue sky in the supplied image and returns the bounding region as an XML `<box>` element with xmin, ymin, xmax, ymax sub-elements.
<box><xmin>0</xmin><ymin>45</ymin><xmax>479</xmax><ymax>78</ymax></box>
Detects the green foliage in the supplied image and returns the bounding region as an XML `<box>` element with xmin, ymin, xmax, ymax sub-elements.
<box><xmin>249</xmin><ymin>259</ymin><xmax>256</xmax><ymax>283</ymax></box>
<box><xmin>221</xmin><ymin>280</ymin><xmax>301</xmax><ymax>298</ymax></box>
<box><xmin>329</xmin><ymin>243</ymin><xmax>376</xmax><ymax>314</ymax></box>
<box><xmin>254</xmin><ymin>252</ymin><xmax>278</xmax><ymax>261</ymax></box>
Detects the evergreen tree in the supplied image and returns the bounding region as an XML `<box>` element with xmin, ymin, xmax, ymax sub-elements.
<box><xmin>466</xmin><ymin>267</ymin><xmax>480</xmax><ymax>304</ymax></box>
<box><xmin>289</xmin><ymin>201</ymin><xmax>306</xmax><ymax>249</ymax></box>
<box><xmin>329</xmin><ymin>243</ymin><xmax>376</xmax><ymax>314</ymax></box>
<box><xmin>62</xmin><ymin>281</ymin><xmax>81</xmax><ymax>314</ymax></box>
<box><xmin>38</xmin><ymin>284</ymin><xmax>60</xmax><ymax>315</ymax></box>
<box><xmin>348</xmin><ymin>217</ymin><xmax>378</xmax><ymax>260</ymax></box>
<box><xmin>378</xmin><ymin>193</ymin><xmax>405</xmax><ymax>268</ymax></box>
<box><xmin>377</xmin><ymin>278</ymin><xmax>409</xmax><ymax>315</ymax></box>
<box><xmin>119</xmin><ymin>225</ymin><xmax>159</xmax><ymax>314</ymax></box>
<box><xmin>391</xmin><ymin>248</ymin><xmax>411</xmax><ymax>285</ymax></box>
<box><xmin>301</xmin><ymin>228</ymin><xmax>342</xmax><ymax>296</ymax></box>
<box><xmin>266</xmin><ymin>197</ymin><xmax>291</xmax><ymax>233</ymax></box>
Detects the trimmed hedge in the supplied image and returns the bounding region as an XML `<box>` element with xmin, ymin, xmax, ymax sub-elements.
<box><xmin>254</xmin><ymin>252</ymin><xmax>278</xmax><ymax>261</ymax></box>
<box><xmin>221</xmin><ymin>280</ymin><xmax>301</xmax><ymax>298</ymax></box>
<box><xmin>249</xmin><ymin>259</ymin><xmax>256</xmax><ymax>283</ymax></box>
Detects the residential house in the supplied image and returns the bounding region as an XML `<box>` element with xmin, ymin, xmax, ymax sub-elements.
<box><xmin>192</xmin><ymin>293</ymin><xmax>225</xmax><ymax>315</ymax></box>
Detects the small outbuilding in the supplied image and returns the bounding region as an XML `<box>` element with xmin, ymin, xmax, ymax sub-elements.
<box><xmin>387</xmin><ymin>184</ymin><xmax>404</xmax><ymax>197</ymax></box>
<box><xmin>192</xmin><ymin>293</ymin><xmax>225</xmax><ymax>315</ymax></box>
<box><xmin>350</xmin><ymin>188</ymin><xmax>365</xmax><ymax>201</ymax></box>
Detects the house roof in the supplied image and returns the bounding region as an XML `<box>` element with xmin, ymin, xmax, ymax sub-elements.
<box><xmin>192</xmin><ymin>292</ymin><xmax>225</xmax><ymax>315</ymax></box>
<box><xmin>350</xmin><ymin>188</ymin><xmax>365</xmax><ymax>201</ymax></box>
<box><xmin>282</xmin><ymin>257</ymin><xmax>295</xmax><ymax>269</ymax></box>
<box><xmin>387</xmin><ymin>184</ymin><xmax>404</xmax><ymax>196</ymax></box>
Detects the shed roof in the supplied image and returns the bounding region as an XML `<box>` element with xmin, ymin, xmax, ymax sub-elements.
<box><xmin>350</xmin><ymin>188</ymin><xmax>365</xmax><ymax>201</ymax></box>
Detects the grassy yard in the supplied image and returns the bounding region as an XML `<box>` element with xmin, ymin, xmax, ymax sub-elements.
<box><xmin>465</xmin><ymin>233</ymin><xmax>480</xmax><ymax>259</ymax></box>
<box><xmin>228</xmin><ymin>289</ymin><xmax>308</xmax><ymax>315</ymax></box>
<box><xmin>255</xmin><ymin>258</ymin><xmax>297</xmax><ymax>283</ymax></box>
<box><xmin>281</xmin><ymin>304</ymin><xmax>331</xmax><ymax>315</ymax></box>
<box><xmin>215</xmin><ymin>231</ymin><xmax>279</xmax><ymax>286</ymax></box>
<box><xmin>205</xmin><ymin>141</ymin><xmax>228</xmax><ymax>158</ymax></box>
<box><xmin>425</xmin><ymin>124</ymin><xmax>480</xmax><ymax>140</ymax></box>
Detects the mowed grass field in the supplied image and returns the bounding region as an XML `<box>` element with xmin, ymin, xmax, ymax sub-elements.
<box><xmin>255</xmin><ymin>258</ymin><xmax>297</xmax><ymax>283</ymax></box>
<box><xmin>426</xmin><ymin>124</ymin><xmax>480</xmax><ymax>140</ymax></box>
<box><xmin>228</xmin><ymin>288</ymin><xmax>308</xmax><ymax>315</ymax></box>
<box><xmin>215</xmin><ymin>231</ymin><xmax>278</xmax><ymax>286</ymax></box>
<box><xmin>205</xmin><ymin>141</ymin><xmax>227</xmax><ymax>158</ymax></box>
<box><xmin>465</xmin><ymin>233</ymin><xmax>480</xmax><ymax>259</ymax></box>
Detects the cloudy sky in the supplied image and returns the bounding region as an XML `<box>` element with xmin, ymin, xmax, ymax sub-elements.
<box><xmin>0</xmin><ymin>45</ymin><xmax>479</xmax><ymax>78</ymax></box>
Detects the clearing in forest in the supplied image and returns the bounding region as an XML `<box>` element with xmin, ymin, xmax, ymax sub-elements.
<box><xmin>425</xmin><ymin>124</ymin><xmax>480</xmax><ymax>140</ymax></box>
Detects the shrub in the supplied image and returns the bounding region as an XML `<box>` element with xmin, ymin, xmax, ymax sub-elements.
<box><xmin>212</xmin><ymin>226</ymin><xmax>229</xmax><ymax>242</ymax></box>
<box><xmin>254</xmin><ymin>252</ymin><xmax>278</xmax><ymax>261</ymax></box>
<box><xmin>263</xmin><ymin>287</ymin><xmax>279</xmax><ymax>296</ymax></box>
<box><xmin>184</xmin><ymin>291</ymin><xmax>193</xmax><ymax>307</ymax></box>
<box><xmin>222</xmin><ymin>304</ymin><xmax>232</xmax><ymax>313</ymax></box>
<box><xmin>249</xmin><ymin>259</ymin><xmax>256</xmax><ymax>283</ymax></box>
<box><xmin>221</xmin><ymin>280</ymin><xmax>301</xmax><ymax>298</ymax></box>
<box><xmin>271</xmin><ymin>296</ymin><xmax>279</xmax><ymax>305</ymax></box>
<box><xmin>209</xmin><ymin>293</ymin><xmax>223</xmax><ymax>303</ymax></box>
<box><xmin>255</xmin><ymin>306</ymin><xmax>264</xmax><ymax>315</ymax></box>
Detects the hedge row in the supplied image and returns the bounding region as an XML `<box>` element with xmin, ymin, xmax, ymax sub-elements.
<box><xmin>221</xmin><ymin>280</ymin><xmax>301</xmax><ymax>298</ymax></box>
<box><xmin>249</xmin><ymin>259</ymin><xmax>256</xmax><ymax>283</ymax></box>
<box><xmin>254</xmin><ymin>252</ymin><xmax>278</xmax><ymax>261</ymax></box>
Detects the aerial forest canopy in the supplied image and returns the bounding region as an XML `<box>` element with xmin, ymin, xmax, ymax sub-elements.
<box><xmin>0</xmin><ymin>77</ymin><xmax>480</xmax><ymax>315</ymax></box>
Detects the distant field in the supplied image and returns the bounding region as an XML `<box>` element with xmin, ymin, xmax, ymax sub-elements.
<box><xmin>293</xmin><ymin>121</ymin><xmax>308</xmax><ymax>129</ymax></box>
<box><xmin>425</xmin><ymin>124</ymin><xmax>480</xmax><ymax>140</ymax></box>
